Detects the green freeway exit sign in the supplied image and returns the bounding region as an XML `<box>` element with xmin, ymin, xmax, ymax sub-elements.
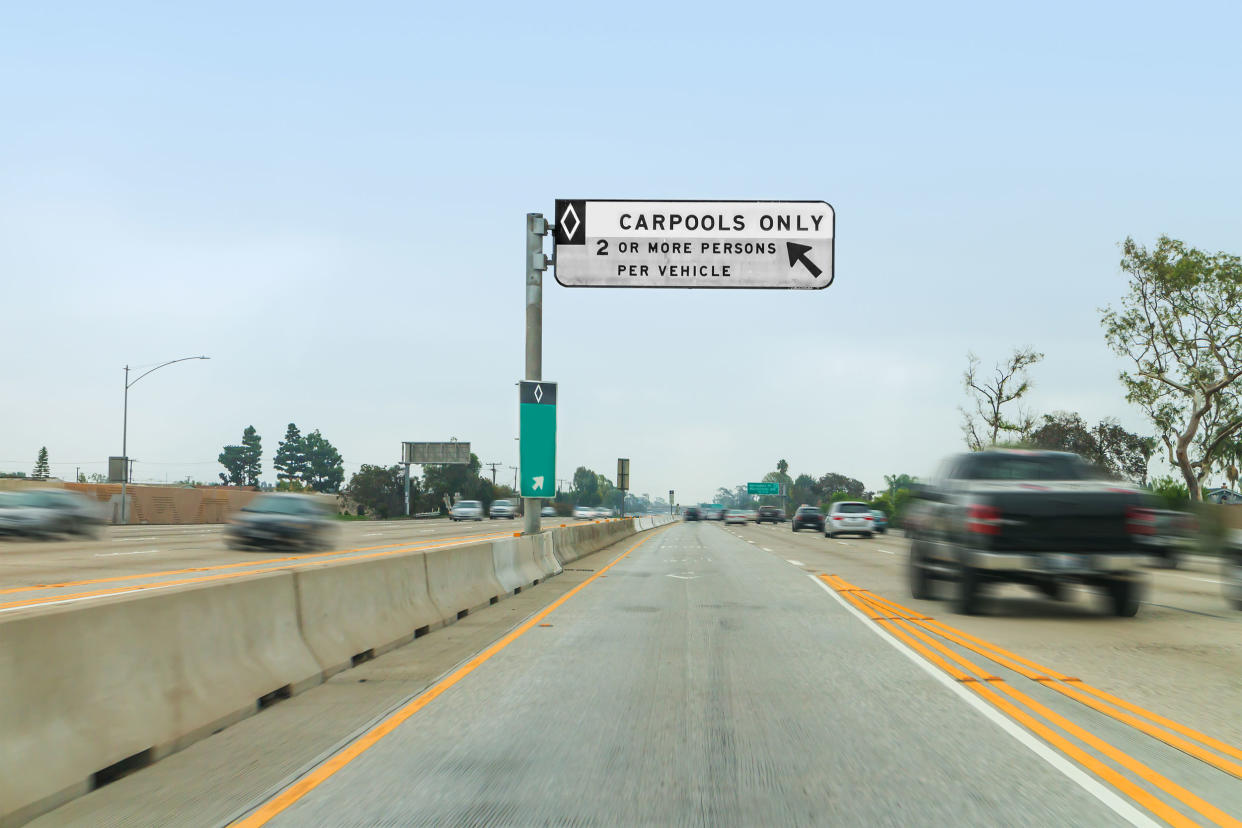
<box><xmin>520</xmin><ymin>381</ymin><xmax>556</xmax><ymax>498</ymax></box>
<box><xmin>747</xmin><ymin>482</ymin><xmax>779</xmax><ymax>495</ymax></box>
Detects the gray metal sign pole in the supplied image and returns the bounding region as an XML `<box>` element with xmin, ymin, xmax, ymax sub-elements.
<box><xmin>523</xmin><ymin>213</ymin><xmax>549</xmax><ymax>535</ymax></box>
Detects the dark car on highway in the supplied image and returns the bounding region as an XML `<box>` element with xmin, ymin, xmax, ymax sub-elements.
<box><xmin>790</xmin><ymin>505</ymin><xmax>824</xmax><ymax>532</ymax></box>
<box><xmin>682</xmin><ymin>506</ymin><xmax>701</xmax><ymax>521</ymax></box>
<box><xmin>0</xmin><ymin>489</ymin><xmax>103</xmax><ymax>539</ymax></box>
<box><xmin>905</xmin><ymin>449</ymin><xmax>1158</xmax><ymax>616</ymax></box>
<box><xmin>225</xmin><ymin>494</ymin><xmax>336</xmax><ymax>552</ymax></box>
<box><xmin>756</xmin><ymin>506</ymin><xmax>785</xmax><ymax>524</ymax></box>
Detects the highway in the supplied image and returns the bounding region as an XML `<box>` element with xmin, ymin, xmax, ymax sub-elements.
<box><xmin>0</xmin><ymin>517</ymin><xmax>590</xmax><ymax>615</ymax></box>
<box><xmin>29</xmin><ymin>520</ymin><xmax>1242</xmax><ymax>827</ymax></box>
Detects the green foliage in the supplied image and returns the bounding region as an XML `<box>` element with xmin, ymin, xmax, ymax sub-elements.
<box><xmin>32</xmin><ymin>447</ymin><xmax>50</xmax><ymax>480</ymax></box>
<box><xmin>571</xmin><ymin>465</ymin><xmax>601</xmax><ymax>505</ymax></box>
<box><xmin>273</xmin><ymin>423</ymin><xmax>310</xmax><ymax>486</ymax></box>
<box><xmin>1026</xmin><ymin>411</ymin><xmax>1155</xmax><ymax>483</ymax></box>
<box><xmin>344</xmin><ymin>464</ymin><xmax>405</xmax><ymax>519</ymax></box>
<box><xmin>423</xmin><ymin>452</ymin><xmax>487</xmax><ymax>512</ymax></box>
<box><xmin>275</xmin><ymin>479</ymin><xmax>307</xmax><ymax>492</ymax></box>
<box><xmin>1148</xmin><ymin>475</ymin><xmax>1191</xmax><ymax>509</ymax></box>
<box><xmin>302</xmin><ymin>430</ymin><xmax>344</xmax><ymax>493</ymax></box>
<box><xmin>1102</xmin><ymin>236</ymin><xmax>1242</xmax><ymax>499</ymax></box>
<box><xmin>218</xmin><ymin>425</ymin><xmax>262</xmax><ymax>487</ymax></box>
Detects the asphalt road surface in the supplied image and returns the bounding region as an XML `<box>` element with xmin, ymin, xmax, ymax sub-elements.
<box><xmin>29</xmin><ymin>521</ymin><xmax>1242</xmax><ymax>827</ymax></box>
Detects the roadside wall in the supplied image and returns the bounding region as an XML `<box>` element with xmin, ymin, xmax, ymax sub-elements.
<box><xmin>0</xmin><ymin>516</ymin><xmax>671</xmax><ymax>826</ymax></box>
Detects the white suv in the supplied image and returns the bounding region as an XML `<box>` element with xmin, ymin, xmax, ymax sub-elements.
<box><xmin>826</xmin><ymin>501</ymin><xmax>875</xmax><ymax>538</ymax></box>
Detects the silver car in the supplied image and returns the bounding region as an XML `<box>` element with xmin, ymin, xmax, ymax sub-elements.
<box><xmin>826</xmin><ymin>501</ymin><xmax>875</xmax><ymax>538</ymax></box>
<box><xmin>0</xmin><ymin>489</ymin><xmax>103</xmax><ymax>539</ymax></box>
<box><xmin>489</xmin><ymin>499</ymin><xmax>517</xmax><ymax>519</ymax></box>
<box><xmin>450</xmin><ymin>499</ymin><xmax>484</xmax><ymax>521</ymax></box>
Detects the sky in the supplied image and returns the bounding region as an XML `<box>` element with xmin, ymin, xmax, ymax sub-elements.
<box><xmin>2</xmin><ymin>1</ymin><xmax>1241</xmax><ymax>503</ymax></box>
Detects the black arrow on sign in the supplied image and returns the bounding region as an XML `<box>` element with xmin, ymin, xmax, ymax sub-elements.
<box><xmin>786</xmin><ymin>242</ymin><xmax>822</xmax><ymax>278</ymax></box>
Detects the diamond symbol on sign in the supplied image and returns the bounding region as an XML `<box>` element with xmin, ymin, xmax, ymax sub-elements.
<box><xmin>560</xmin><ymin>203</ymin><xmax>580</xmax><ymax>241</ymax></box>
<box><xmin>533</xmin><ymin>384</ymin><xmax>543</xmax><ymax>403</ymax></box>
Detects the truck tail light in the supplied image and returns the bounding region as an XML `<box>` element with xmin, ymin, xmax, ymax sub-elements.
<box><xmin>1126</xmin><ymin>506</ymin><xmax>1157</xmax><ymax>536</ymax></box>
<box><xmin>966</xmin><ymin>504</ymin><xmax>1002</xmax><ymax>536</ymax></box>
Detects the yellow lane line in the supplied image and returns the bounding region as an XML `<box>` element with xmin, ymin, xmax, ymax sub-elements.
<box><xmin>849</xmin><ymin>578</ymin><xmax>1242</xmax><ymax>775</ymax></box>
<box><xmin>229</xmin><ymin>527</ymin><xmax>667</xmax><ymax>827</ymax></box>
<box><xmin>828</xmin><ymin>578</ymin><xmax>1240</xmax><ymax>828</ymax></box>
<box><xmin>0</xmin><ymin>529</ymin><xmax>515</xmax><ymax>597</ymax></box>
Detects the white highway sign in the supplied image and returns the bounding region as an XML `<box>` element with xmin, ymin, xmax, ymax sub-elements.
<box><xmin>553</xmin><ymin>200</ymin><xmax>834</xmax><ymax>289</ymax></box>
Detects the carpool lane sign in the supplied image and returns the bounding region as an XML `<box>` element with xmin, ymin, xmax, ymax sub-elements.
<box><xmin>519</xmin><ymin>381</ymin><xmax>556</xmax><ymax>499</ymax></box>
<box><xmin>553</xmin><ymin>200</ymin><xmax>834</xmax><ymax>290</ymax></box>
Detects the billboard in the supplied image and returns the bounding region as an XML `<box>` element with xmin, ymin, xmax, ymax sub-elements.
<box><xmin>402</xmin><ymin>441</ymin><xmax>471</xmax><ymax>465</ymax></box>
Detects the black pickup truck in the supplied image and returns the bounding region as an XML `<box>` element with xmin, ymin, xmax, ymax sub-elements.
<box><xmin>904</xmin><ymin>450</ymin><xmax>1158</xmax><ymax>617</ymax></box>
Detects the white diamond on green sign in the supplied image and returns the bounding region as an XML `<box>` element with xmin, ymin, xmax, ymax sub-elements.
<box><xmin>520</xmin><ymin>381</ymin><xmax>556</xmax><ymax>498</ymax></box>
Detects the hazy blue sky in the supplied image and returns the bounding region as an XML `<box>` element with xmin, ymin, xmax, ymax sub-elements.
<box><xmin>3</xmin><ymin>1</ymin><xmax>1240</xmax><ymax>501</ymax></box>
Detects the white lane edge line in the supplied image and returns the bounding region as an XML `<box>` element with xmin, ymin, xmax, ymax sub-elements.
<box><xmin>807</xmin><ymin>574</ymin><xmax>1158</xmax><ymax>828</ymax></box>
<box><xmin>786</xmin><ymin>559</ymin><xmax>805</xmax><ymax>567</ymax></box>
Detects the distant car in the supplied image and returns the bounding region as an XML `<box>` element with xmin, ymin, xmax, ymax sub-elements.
<box><xmin>756</xmin><ymin>506</ymin><xmax>785</xmax><ymax>524</ymax></box>
<box><xmin>682</xmin><ymin>506</ymin><xmax>701</xmax><ymax>521</ymax></box>
<box><xmin>870</xmin><ymin>510</ymin><xmax>889</xmax><ymax>534</ymax></box>
<box><xmin>1139</xmin><ymin>509</ymin><xmax>1197</xmax><ymax>568</ymax></box>
<box><xmin>573</xmin><ymin>505</ymin><xmax>595</xmax><ymax>520</ymax></box>
<box><xmin>489</xmin><ymin>499</ymin><xmax>517</xmax><ymax>519</ymax></box>
<box><xmin>0</xmin><ymin>489</ymin><xmax>103</xmax><ymax>539</ymax></box>
<box><xmin>702</xmin><ymin>506</ymin><xmax>725</xmax><ymax>521</ymax></box>
<box><xmin>450</xmin><ymin>500</ymin><xmax>484</xmax><ymax>521</ymax></box>
<box><xmin>541</xmin><ymin>505</ymin><xmax>557</xmax><ymax>517</ymax></box>
<box><xmin>791</xmin><ymin>506</ymin><xmax>824</xmax><ymax>532</ymax></box>
<box><xmin>724</xmin><ymin>509</ymin><xmax>749</xmax><ymax>525</ymax></box>
<box><xmin>594</xmin><ymin>506</ymin><xmax>616</xmax><ymax>518</ymax></box>
<box><xmin>827</xmin><ymin>502</ymin><xmax>875</xmax><ymax>538</ymax></box>
<box><xmin>225</xmin><ymin>494</ymin><xmax>335</xmax><ymax>551</ymax></box>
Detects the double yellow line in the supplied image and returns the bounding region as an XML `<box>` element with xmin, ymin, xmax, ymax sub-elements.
<box><xmin>822</xmin><ymin>574</ymin><xmax>1242</xmax><ymax>828</ymax></box>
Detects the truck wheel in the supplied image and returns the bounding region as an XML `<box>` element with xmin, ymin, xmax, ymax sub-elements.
<box><xmin>1107</xmin><ymin>577</ymin><xmax>1141</xmax><ymax>617</ymax></box>
<box><xmin>953</xmin><ymin>564</ymin><xmax>982</xmax><ymax>615</ymax></box>
<box><xmin>909</xmin><ymin>546</ymin><xmax>933</xmax><ymax>600</ymax></box>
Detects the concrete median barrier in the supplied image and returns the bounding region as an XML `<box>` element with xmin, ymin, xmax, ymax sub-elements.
<box><xmin>294</xmin><ymin>551</ymin><xmax>443</xmax><ymax>678</ymax></box>
<box><xmin>0</xmin><ymin>572</ymin><xmax>321</xmax><ymax>827</ymax></box>
<box><xmin>425</xmin><ymin>540</ymin><xmax>508</xmax><ymax>623</ymax></box>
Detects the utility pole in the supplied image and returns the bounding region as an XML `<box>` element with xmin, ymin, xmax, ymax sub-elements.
<box><xmin>522</xmin><ymin>212</ymin><xmax>549</xmax><ymax>536</ymax></box>
<box><xmin>486</xmin><ymin>462</ymin><xmax>502</xmax><ymax>485</ymax></box>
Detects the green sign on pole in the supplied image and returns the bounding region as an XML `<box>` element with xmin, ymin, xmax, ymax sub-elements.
<box><xmin>520</xmin><ymin>381</ymin><xmax>556</xmax><ymax>498</ymax></box>
<box><xmin>747</xmin><ymin>481</ymin><xmax>779</xmax><ymax>495</ymax></box>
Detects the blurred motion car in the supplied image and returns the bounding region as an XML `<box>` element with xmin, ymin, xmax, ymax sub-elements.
<box><xmin>450</xmin><ymin>500</ymin><xmax>484</xmax><ymax>521</ymax></box>
<box><xmin>682</xmin><ymin>506</ymin><xmax>701</xmax><ymax>521</ymax></box>
<box><xmin>540</xmin><ymin>505</ymin><xmax>557</xmax><ymax>517</ymax></box>
<box><xmin>489</xmin><ymin>499</ymin><xmax>517</xmax><ymax>519</ymax></box>
<box><xmin>1136</xmin><ymin>509</ymin><xmax>1197</xmax><ymax>568</ymax></box>
<box><xmin>790</xmin><ymin>505</ymin><xmax>824</xmax><ymax>532</ymax></box>
<box><xmin>905</xmin><ymin>450</ymin><xmax>1155</xmax><ymax>616</ymax></box>
<box><xmin>225</xmin><ymin>494</ymin><xmax>335</xmax><ymax>552</ymax></box>
<box><xmin>702</xmin><ymin>505</ymin><xmax>725</xmax><ymax>521</ymax></box>
<box><xmin>724</xmin><ymin>509</ymin><xmax>749</xmax><ymax>525</ymax></box>
<box><xmin>826</xmin><ymin>502</ymin><xmax>875</xmax><ymax>538</ymax></box>
<box><xmin>573</xmin><ymin>505</ymin><xmax>595</xmax><ymax>519</ymax></box>
<box><xmin>756</xmin><ymin>506</ymin><xmax>785</xmax><ymax>524</ymax></box>
<box><xmin>0</xmin><ymin>489</ymin><xmax>103</xmax><ymax>539</ymax></box>
<box><xmin>871</xmin><ymin>510</ymin><xmax>888</xmax><ymax>534</ymax></box>
<box><xmin>1224</xmin><ymin>528</ymin><xmax>1242</xmax><ymax>610</ymax></box>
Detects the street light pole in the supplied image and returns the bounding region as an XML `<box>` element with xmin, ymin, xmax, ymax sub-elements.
<box><xmin>120</xmin><ymin>355</ymin><xmax>209</xmax><ymax>524</ymax></box>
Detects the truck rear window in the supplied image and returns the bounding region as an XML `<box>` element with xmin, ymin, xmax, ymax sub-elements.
<box><xmin>956</xmin><ymin>454</ymin><xmax>1089</xmax><ymax>481</ymax></box>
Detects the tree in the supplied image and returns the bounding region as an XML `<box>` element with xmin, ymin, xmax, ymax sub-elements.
<box><xmin>960</xmin><ymin>348</ymin><xmax>1044</xmax><ymax>450</ymax></box>
<box><xmin>240</xmin><ymin>425</ymin><xmax>262</xmax><ymax>487</ymax></box>
<box><xmin>303</xmin><ymin>429</ymin><xmax>344</xmax><ymax>493</ymax></box>
<box><xmin>571</xmin><ymin>466</ymin><xmax>600</xmax><ymax>505</ymax></box>
<box><xmin>777</xmin><ymin>459</ymin><xmax>789</xmax><ymax>476</ymax></box>
<box><xmin>218</xmin><ymin>425</ymin><xmax>263</xmax><ymax>488</ymax></box>
<box><xmin>423</xmin><ymin>453</ymin><xmax>485</xmax><ymax>511</ymax></box>
<box><xmin>273</xmin><ymin>423</ymin><xmax>310</xmax><ymax>486</ymax></box>
<box><xmin>1101</xmin><ymin>236</ymin><xmax>1242</xmax><ymax>500</ymax></box>
<box><xmin>816</xmin><ymin>472</ymin><xmax>865</xmax><ymax>501</ymax></box>
<box><xmin>32</xmin><ymin>447</ymin><xmax>50</xmax><ymax>480</ymax></box>
<box><xmin>1026</xmin><ymin>412</ymin><xmax>1156</xmax><ymax>484</ymax></box>
<box><xmin>344</xmin><ymin>464</ymin><xmax>405</xmax><ymax>518</ymax></box>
